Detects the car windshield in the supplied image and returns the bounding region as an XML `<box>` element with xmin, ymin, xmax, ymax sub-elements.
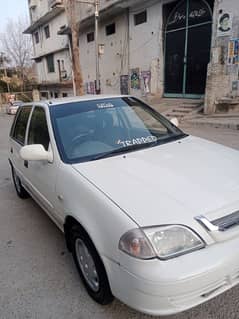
<box><xmin>50</xmin><ymin>97</ymin><xmax>186</xmax><ymax>164</ymax></box>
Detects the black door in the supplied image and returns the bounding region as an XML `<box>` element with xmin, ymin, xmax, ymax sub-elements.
<box><xmin>164</xmin><ymin>0</ymin><xmax>213</xmax><ymax>98</ymax></box>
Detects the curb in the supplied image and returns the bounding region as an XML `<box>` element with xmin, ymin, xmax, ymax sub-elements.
<box><xmin>185</xmin><ymin>120</ymin><xmax>239</xmax><ymax>131</ymax></box>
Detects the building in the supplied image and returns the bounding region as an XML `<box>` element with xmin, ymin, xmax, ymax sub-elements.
<box><xmin>24</xmin><ymin>0</ymin><xmax>74</xmax><ymax>99</ymax></box>
<box><xmin>26</xmin><ymin>0</ymin><xmax>239</xmax><ymax>114</ymax></box>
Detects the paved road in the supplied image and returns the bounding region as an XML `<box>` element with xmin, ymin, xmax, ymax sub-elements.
<box><xmin>1</xmin><ymin>114</ymin><xmax>239</xmax><ymax>319</ymax></box>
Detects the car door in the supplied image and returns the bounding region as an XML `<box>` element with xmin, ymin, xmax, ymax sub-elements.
<box><xmin>23</xmin><ymin>105</ymin><xmax>63</xmax><ymax>226</ymax></box>
<box><xmin>10</xmin><ymin>105</ymin><xmax>33</xmax><ymax>181</ymax></box>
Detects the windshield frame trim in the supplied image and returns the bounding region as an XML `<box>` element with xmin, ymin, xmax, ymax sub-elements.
<box><xmin>49</xmin><ymin>97</ymin><xmax>186</xmax><ymax>164</ymax></box>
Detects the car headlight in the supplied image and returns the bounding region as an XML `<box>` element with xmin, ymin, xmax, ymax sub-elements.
<box><xmin>119</xmin><ymin>225</ymin><xmax>205</xmax><ymax>260</ymax></box>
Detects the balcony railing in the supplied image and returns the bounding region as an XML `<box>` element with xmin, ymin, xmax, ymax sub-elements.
<box><xmin>48</xmin><ymin>0</ymin><xmax>63</xmax><ymax>9</ymax></box>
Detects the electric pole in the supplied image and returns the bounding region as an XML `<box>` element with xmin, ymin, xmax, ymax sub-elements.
<box><xmin>95</xmin><ymin>0</ymin><xmax>100</xmax><ymax>94</ymax></box>
<box><xmin>64</xmin><ymin>0</ymin><xmax>84</xmax><ymax>96</ymax></box>
<box><xmin>75</xmin><ymin>0</ymin><xmax>101</xmax><ymax>94</ymax></box>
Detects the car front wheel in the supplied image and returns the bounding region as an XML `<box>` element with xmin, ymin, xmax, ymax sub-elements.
<box><xmin>11</xmin><ymin>167</ymin><xmax>29</xmax><ymax>199</ymax></box>
<box><xmin>71</xmin><ymin>226</ymin><xmax>114</xmax><ymax>305</ymax></box>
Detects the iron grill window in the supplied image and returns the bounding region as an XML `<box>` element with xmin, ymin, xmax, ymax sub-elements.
<box><xmin>134</xmin><ymin>11</ymin><xmax>147</xmax><ymax>26</ymax></box>
<box><xmin>106</xmin><ymin>23</ymin><xmax>116</xmax><ymax>36</ymax></box>
<box><xmin>35</xmin><ymin>57</ymin><xmax>42</xmax><ymax>63</ymax></box>
<box><xmin>44</xmin><ymin>25</ymin><xmax>50</xmax><ymax>38</ymax></box>
<box><xmin>34</xmin><ymin>31</ymin><xmax>39</xmax><ymax>44</ymax></box>
<box><xmin>87</xmin><ymin>32</ymin><xmax>94</xmax><ymax>42</ymax></box>
<box><xmin>46</xmin><ymin>54</ymin><xmax>55</xmax><ymax>73</ymax></box>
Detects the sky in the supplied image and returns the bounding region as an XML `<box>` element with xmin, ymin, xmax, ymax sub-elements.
<box><xmin>0</xmin><ymin>0</ymin><xmax>29</xmax><ymax>32</ymax></box>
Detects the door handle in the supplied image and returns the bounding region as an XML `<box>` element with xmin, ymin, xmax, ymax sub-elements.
<box><xmin>10</xmin><ymin>147</ymin><xmax>13</xmax><ymax>154</ymax></box>
<box><xmin>24</xmin><ymin>160</ymin><xmax>28</xmax><ymax>168</ymax></box>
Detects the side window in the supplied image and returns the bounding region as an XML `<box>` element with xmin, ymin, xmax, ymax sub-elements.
<box><xmin>28</xmin><ymin>107</ymin><xmax>50</xmax><ymax>150</ymax></box>
<box><xmin>46</xmin><ymin>54</ymin><xmax>55</xmax><ymax>73</ymax></box>
<box><xmin>12</xmin><ymin>106</ymin><xmax>32</xmax><ymax>145</ymax></box>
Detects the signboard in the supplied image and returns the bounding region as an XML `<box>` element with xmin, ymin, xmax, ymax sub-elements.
<box><xmin>141</xmin><ymin>71</ymin><xmax>151</xmax><ymax>96</ymax></box>
<box><xmin>120</xmin><ymin>75</ymin><xmax>129</xmax><ymax>95</ymax></box>
<box><xmin>228</xmin><ymin>39</ymin><xmax>239</xmax><ymax>65</ymax></box>
<box><xmin>86</xmin><ymin>81</ymin><xmax>96</xmax><ymax>94</ymax></box>
<box><xmin>131</xmin><ymin>68</ymin><xmax>140</xmax><ymax>90</ymax></box>
<box><xmin>217</xmin><ymin>12</ymin><xmax>233</xmax><ymax>37</ymax></box>
<box><xmin>232</xmin><ymin>80</ymin><xmax>239</xmax><ymax>91</ymax></box>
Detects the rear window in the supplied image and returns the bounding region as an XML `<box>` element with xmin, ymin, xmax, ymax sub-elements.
<box><xmin>11</xmin><ymin>106</ymin><xmax>32</xmax><ymax>145</ymax></box>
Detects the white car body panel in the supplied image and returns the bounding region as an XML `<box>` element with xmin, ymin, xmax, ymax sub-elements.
<box><xmin>8</xmin><ymin>96</ymin><xmax>239</xmax><ymax>316</ymax></box>
<box><xmin>73</xmin><ymin>135</ymin><xmax>239</xmax><ymax>229</ymax></box>
<box><xmin>54</xmin><ymin>162</ymin><xmax>138</xmax><ymax>259</ymax></box>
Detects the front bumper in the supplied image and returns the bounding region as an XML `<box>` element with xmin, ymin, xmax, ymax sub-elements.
<box><xmin>103</xmin><ymin>236</ymin><xmax>239</xmax><ymax>316</ymax></box>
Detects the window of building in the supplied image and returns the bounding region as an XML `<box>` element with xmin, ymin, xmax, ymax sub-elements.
<box><xmin>62</xmin><ymin>93</ymin><xmax>68</xmax><ymax>97</ymax></box>
<box><xmin>106</xmin><ymin>23</ymin><xmax>116</xmax><ymax>36</ymax></box>
<box><xmin>134</xmin><ymin>11</ymin><xmax>147</xmax><ymax>26</ymax></box>
<box><xmin>28</xmin><ymin>107</ymin><xmax>50</xmax><ymax>151</ymax></box>
<box><xmin>44</xmin><ymin>25</ymin><xmax>50</xmax><ymax>38</ymax></box>
<box><xmin>12</xmin><ymin>106</ymin><xmax>32</xmax><ymax>145</ymax></box>
<box><xmin>35</xmin><ymin>57</ymin><xmax>42</xmax><ymax>63</ymax></box>
<box><xmin>87</xmin><ymin>32</ymin><xmax>95</xmax><ymax>42</ymax></box>
<box><xmin>41</xmin><ymin>92</ymin><xmax>49</xmax><ymax>99</ymax></box>
<box><xmin>46</xmin><ymin>54</ymin><xmax>55</xmax><ymax>73</ymax></box>
<box><xmin>34</xmin><ymin>31</ymin><xmax>39</xmax><ymax>44</ymax></box>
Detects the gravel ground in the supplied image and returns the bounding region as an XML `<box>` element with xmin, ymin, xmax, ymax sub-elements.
<box><xmin>1</xmin><ymin>114</ymin><xmax>239</xmax><ymax>319</ymax></box>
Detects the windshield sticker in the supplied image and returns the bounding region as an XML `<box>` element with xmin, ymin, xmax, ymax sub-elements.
<box><xmin>96</xmin><ymin>102</ymin><xmax>114</xmax><ymax>109</ymax></box>
<box><xmin>117</xmin><ymin>135</ymin><xmax>157</xmax><ymax>147</ymax></box>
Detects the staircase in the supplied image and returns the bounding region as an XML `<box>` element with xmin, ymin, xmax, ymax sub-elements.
<box><xmin>148</xmin><ymin>97</ymin><xmax>204</xmax><ymax>122</ymax></box>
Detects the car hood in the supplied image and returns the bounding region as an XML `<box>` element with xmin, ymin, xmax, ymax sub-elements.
<box><xmin>72</xmin><ymin>136</ymin><xmax>239</xmax><ymax>228</ymax></box>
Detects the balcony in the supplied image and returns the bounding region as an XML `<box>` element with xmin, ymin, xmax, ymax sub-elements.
<box><xmin>48</xmin><ymin>0</ymin><xmax>63</xmax><ymax>9</ymax></box>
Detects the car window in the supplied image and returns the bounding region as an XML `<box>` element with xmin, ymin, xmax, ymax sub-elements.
<box><xmin>28</xmin><ymin>107</ymin><xmax>50</xmax><ymax>150</ymax></box>
<box><xmin>12</xmin><ymin>106</ymin><xmax>32</xmax><ymax>145</ymax></box>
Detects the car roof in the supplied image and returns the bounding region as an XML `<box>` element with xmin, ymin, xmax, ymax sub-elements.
<box><xmin>24</xmin><ymin>94</ymin><xmax>131</xmax><ymax>107</ymax></box>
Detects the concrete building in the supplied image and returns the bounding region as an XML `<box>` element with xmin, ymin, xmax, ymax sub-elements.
<box><xmin>24</xmin><ymin>0</ymin><xmax>74</xmax><ymax>99</ymax></box>
<box><xmin>26</xmin><ymin>0</ymin><xmax>239</xmax><ymax>113</ymax></box>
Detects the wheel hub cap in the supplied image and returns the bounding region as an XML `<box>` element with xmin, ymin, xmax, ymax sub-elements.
<box><xmin>75</xmin><ymin>238</ymin><xmax>100</xmax><ymax>292</ymax></box>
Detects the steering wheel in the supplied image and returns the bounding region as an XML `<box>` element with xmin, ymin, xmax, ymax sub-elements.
<box><xmin>68</xmin><ymin>133</ymin><xmax>90</xmax><ymax>156</ymax></box>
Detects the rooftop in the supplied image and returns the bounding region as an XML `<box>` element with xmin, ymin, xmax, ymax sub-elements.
<box><xmin>24</xmin><ymin>6</ymin><xmax>64</xmax><ymax>34</ymax></box>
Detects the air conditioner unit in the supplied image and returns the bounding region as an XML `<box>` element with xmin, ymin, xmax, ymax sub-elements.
<box><xmin>49</xmin><ymin>0</ymin><xmax>63</xmax><ymax>9</ymax></box>
<box><xmin>29</xmin><ymin>0</ymin><xmax>37</xmax><ymax>9</ymax></box>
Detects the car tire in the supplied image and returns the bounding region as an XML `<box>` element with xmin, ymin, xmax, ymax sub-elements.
<box><xmin>11</xmin><ymin>166</ymin><xmax>30</xmax><ymax>199</ymax></box>
<box><xmin>71</xmin><ymin>226</ymin><xmax>114</xmax><ymax>305</ymax></box>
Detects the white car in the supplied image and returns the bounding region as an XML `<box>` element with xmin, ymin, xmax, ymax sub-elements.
<box><xmin>6</xmin><ymin>100</ymin><xmax>23</xmax><ymax>115</ymax></box>
<box><xmin>9</xmin><ymin>95</ymin><xmax>239</xmax><ymax>316</ymax></box>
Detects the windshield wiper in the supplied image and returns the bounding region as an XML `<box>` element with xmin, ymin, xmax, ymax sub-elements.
<box><xmin>91</xmin><ymin>133</ymin><xmax>187</xmax><ymax>161</ymax></box>
<box><xmin>91</xmin><ymin>141</ymin><xmax>158</xmax><ymax>161</ymax></box>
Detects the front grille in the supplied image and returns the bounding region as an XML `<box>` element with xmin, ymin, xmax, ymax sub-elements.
<box><xmin>212</xmin><ymin>210</ymin><xmax>239</xmax><ymax>231</ymax></box>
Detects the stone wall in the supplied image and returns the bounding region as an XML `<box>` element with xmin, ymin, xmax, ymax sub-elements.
<box><xmin>205</xmin><ymin>0</ymin><xmax>239</xmax><ymax>114</ymax></box>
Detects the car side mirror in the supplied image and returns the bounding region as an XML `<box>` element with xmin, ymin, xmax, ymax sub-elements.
<box><xmin>170</xmin><ymin>117</ymin><xmax>179</xmax><ymax>127</ymax></box>
<box><xmin>20</xmin><ymin>144</ymin><xmax>53</xmax><ymax>163</ymax></box>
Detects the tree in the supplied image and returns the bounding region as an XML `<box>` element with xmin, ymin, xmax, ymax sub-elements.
<box><xmin>0</xmin><ymin>15</ymin><xmax>33</xmax><ymax>90</ymax></box>
<box><xmin>0</xmin><ymin>52</ymin><xmax>11</xmax><ymax>92</ymax></box>
<box><xmin>64</xmin><ymin>0</ymin><xmax>84</xmax><ymax>96</ymax></box>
